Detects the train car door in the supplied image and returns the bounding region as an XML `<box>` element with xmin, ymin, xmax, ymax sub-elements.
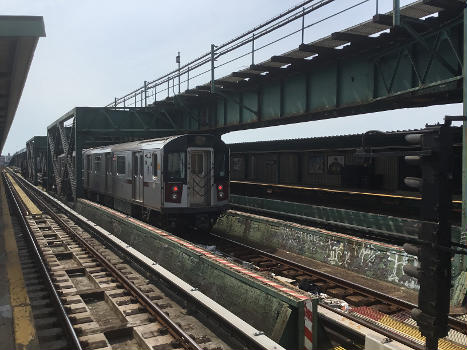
<box><xmin>85</xmin><ymin>154</ymin><xmax>91</xmax><ymax>188</ymax></box>
<box><xmin>105</xmin><ymin>153</ymin><xmax>113</xmax><ymax>194</ymax></box>
<box><xmin>132</xmin><ymin>152</ymin><xmax>144</xmax><ymax>201</ymax></box>
<box><xmin>187</xmin><ymin>149</ymin><xmax>211</xmax><ymax>206</ymax></box>
<box><xmin>143</xmin><ymin>150</ymin><xmax>161</xmax><ymax>209</ymax></box>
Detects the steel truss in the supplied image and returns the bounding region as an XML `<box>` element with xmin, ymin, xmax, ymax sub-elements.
<box><xmin>47</xmin><ymin>107</ymin><xmax>185</xmax><ymax>199</ymax></box>
<box><xmin>26</xmin><ymin>136</ymin><xmax>47</xmax><ymax>185</ymax></box>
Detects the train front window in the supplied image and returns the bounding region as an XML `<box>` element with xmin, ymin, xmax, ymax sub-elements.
<box><xmin>167</xmin><ymin>152</ymin><xmax>186</xmax><ymax>179</ymax></box>
<box><xmin>191</xmin><ymin>153</ymin><xmax>204</xmax><ymax>175</ymax></box>
<box><xmin>215</xmin><ymin>151</ymin><xmax>226</xmax><ymax>177</ymax></box>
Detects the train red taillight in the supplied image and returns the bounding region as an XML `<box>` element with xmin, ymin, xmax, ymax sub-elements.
<box><xmin>216</xmin><ymin>182</ymin><xmax>228</xmax><ymax>201</ymax></box>
<box><xmin>165</xmin><ymin>183</ymin><xmax>182</xmax><ymax>203</ymax></box>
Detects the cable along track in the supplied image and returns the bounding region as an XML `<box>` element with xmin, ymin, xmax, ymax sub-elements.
<box><xmin>4</xmin><ymin>170</ymin><xmax>274</xmax><ymax>350</ymax></box>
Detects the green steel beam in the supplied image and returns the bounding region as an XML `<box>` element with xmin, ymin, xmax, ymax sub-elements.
<box><xmin>157</xmin><ymin>14</ymin><xmax>463</xmax><ymax>134</ymax></box>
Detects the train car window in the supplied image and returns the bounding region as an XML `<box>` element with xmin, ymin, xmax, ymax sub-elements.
<box><xmin>116</xmin><ymin>156</ymin><xmax>126</xmax><ymax>175</ymax></box>
<box><xmin>152</xmin><ymin>153</ymin><xmax>158</xmax><ymax>178</ymax></box>
<box><xmin>94</xmin><ymin>155</ymin><xmax>101</xmax><ymax>172</ymax></box>
<box><xmin>86</xmin><ymin>155</ymin><xmax>91</xmax><ymax>171</ymax></box>
<box><xmin>139</xmin><ymin>155</ymin><xmax>143</xmax><ymax>175</ymax></box>
<box><xmin>215</xmin><ymin>152</ymin><xmax>226</xmax><ymax>177</ymax></box>
<box><xmin>167</xmin><ymin>152</ymin><xmax>185</xmax><ymax>179</ymax></box>
<box><xmin>191</xmin><ymin>153</ymin><xmax>204</xmax><ymax>175</ymax></box>
<box><xmin>249</xmin><ymin>155</ymin><xmax>256</xmax><ymax>178</ymax></box>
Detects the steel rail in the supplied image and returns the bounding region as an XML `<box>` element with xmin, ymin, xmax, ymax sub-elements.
<box><xmin>209</xmin><ymin>232</ymin><xmax>467</xmax><ymax>335</ymax></box>
<box><xmin>11</xmin><ymin>171</ymin><xmax>203</xmax><ymax>350</ymax></box>
<box><xmin>2</xmin><ymin>172</ymin><xmax>83</xmax><ymax>350</ymax></box>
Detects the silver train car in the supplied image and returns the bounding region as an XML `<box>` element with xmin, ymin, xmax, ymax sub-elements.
<box><xmin>82</xmin><ymin>134</ymin><xmax>229</xmax><ymax>228</ymax></box>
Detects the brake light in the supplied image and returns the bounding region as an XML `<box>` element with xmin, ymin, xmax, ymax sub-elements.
<box><xmin>216</xmin><ymin>182</ymin><xmax>228</xmax><ymax>201</ymax></box>
<box><xmin>165</xmin><ymin>183</ymin><xmax>182</xmax><ymax>203</ymax></box>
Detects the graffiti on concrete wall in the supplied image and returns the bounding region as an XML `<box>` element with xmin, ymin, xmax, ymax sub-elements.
<box><xmin>215</xmin><ymin>212</ymin><xmax>419</xmax><ymax>290</ymax></box>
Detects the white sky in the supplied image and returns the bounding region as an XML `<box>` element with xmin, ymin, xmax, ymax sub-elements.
<box><xmin>2</xmin><ymin>0</ymin><xmax>462</xmax><ymax>155</ymax></box>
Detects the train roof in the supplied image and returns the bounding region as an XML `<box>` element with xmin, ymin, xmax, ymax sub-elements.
<box><xmin>83</xmin><ymin>135</ymin><xmax>182</xmax><ymax>154</ymax></box>
<box><xmin>82</xmin><ymin>134</ymin><xmax>223</xmax><ymax>154</ymax></box>
<box><xmin>228</xmin><ymin>126</ymin><xmax>462</xmax><ymax>153</ymax></box>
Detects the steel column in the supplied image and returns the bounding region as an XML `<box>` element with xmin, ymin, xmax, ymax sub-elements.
<box><xmin>211</xmin><ymin>44</ymin><xmax>215</xmax><ymax>93</ymax></box>
<box><xmin>177</xmin><ymin>52</ymin><xmax>181</xmax><ymax>94</ymax></box>
<box><xmin>393</xmin><ymin>0</ymin><xmax>400</xmax><ymax>26</ymax></box>
<box><xmin>462</xmin><ymin>4</ymin><xmax>467</xmax><ymax>271</ymax></box>
<box><xmin>251</xmin><ymin>34</ymin><xmax>255</xmax><ymax>65</ymax></box>
<box><xmin>301</xmin><ymin>7</ymin><xmax>305</xmax><ymax>44</ymax></box>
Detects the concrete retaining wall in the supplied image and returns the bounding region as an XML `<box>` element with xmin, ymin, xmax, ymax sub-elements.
<box><xmin>214</xmin><ymin>210</ymin><xmax>419</xmax><ymax>290</ymax></box>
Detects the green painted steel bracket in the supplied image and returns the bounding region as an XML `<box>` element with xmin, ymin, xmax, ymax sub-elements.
<box><xmin>215</xmin><ymin>90</ymin><xmax>259</xmax><ymax>118</ymax></box>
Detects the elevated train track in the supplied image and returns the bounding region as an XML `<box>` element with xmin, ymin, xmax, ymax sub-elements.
<box><xmin>7</xmin><ymin>168</ymin><xmax>467</xmax><ymax>350</ymax></box>
<box><xmin>3</xmin><ymin>169</ymin><xmax>282</xmax><ymax>350</ymax></box>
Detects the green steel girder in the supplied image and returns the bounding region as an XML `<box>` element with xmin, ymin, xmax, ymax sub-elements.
<box><xmin>25</xmin><ymin>136</ymin><xmax>46</xmax><ymax>184</ymax></box>
<box><xmin>162</xmin><ymin>13</ymin><xmax>463</xmax><ymax>134</ymax></box>
<box><xmin>47</xmin><ymin>107</ymin><xmax>185</xmax><ymax>199</ymax></box>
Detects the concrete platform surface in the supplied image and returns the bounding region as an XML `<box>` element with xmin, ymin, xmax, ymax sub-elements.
<box><xmin>0</xmin><ymin>175</ymin><xmax>38</xmax><ymax>350</ymax></box>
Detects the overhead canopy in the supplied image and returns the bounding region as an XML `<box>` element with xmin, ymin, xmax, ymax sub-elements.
<box><xmin>0</xmin><ymin>15</ymin><xmax>45</xmax><ymax>154</ymax></box>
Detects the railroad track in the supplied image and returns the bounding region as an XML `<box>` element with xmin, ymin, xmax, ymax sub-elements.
<box><xmin>5</xmin><ymin>194</ymin><xmax>72</xmax><ymax>349</ymax></box>
<box><xmin>9</xmin><ymin>168</ymin><xmax>466</xmax><ymax>350</ymax></box>
<box><xmin>189</xmin><ymin>232</ymin><xmax>467</xmax><ymax>350</ymax></box>
<box><xmin>3</xmin><ymin>170</ymin><xmax>281</xmax><ymax>350</ymax></box>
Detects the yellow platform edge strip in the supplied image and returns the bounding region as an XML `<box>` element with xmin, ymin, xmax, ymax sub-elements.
<box><xmin>5</xmin><ymin>173</ymin><xmax>41</xmax><ymax>215</ymax></box>
<box><xmin>0</xmin><ymin>175</ymin><xmax>38</xmax><ymax>349</ymax></box>
<box><xmin>378</xmin><ymin>315</ymin><xmax>465</xmax><ymax>350</ymax></box>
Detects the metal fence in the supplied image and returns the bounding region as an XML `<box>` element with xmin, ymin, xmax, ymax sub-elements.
<box><xmin>105</xmin><ymin>0</ymin><xmax>404</xmax><ymax>108</ymax></box>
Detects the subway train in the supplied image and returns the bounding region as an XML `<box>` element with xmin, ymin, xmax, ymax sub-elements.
<box><xmin>82</xmin><ymin>134</ymin><xmax>229</xmax><ymax>229</ymax></box>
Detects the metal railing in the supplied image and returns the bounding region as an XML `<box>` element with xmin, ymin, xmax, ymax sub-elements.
<box><xmin>107</xmin><ymin>0</ymin><xmax>401</xmax><ymax>108</ymax></box>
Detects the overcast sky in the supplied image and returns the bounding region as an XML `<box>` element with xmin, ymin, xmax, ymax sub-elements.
<box><xmin>2</xmin><ymin>0</ymin><xmax>462</xmax><ymax>155</ymax></box>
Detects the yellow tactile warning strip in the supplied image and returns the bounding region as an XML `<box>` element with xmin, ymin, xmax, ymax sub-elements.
<box><xmin>351</xmin><ymin>307</ymin><xmax>466</xmax><ymax>350</ymax></box>
<box><xmin>332</xmin><ymin>347</ymin><xmax>346</xmax><ymax>350</ymax></box>
<box><xmin>5</xmin><ymin>173</ymin><xmax>41</xmax><ymax>215</ymax></box>
<box><xmin>0</xmin><ymin>176</ymin><xmax>38</xmax><ymax>349</ymax></box>
<box><xmin>378</xmin><ymin>315</ymin><xmax>465</xmax><ymax>350</ymax></box>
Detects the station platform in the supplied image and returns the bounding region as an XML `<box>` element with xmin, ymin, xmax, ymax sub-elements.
<box><xmin>0</xmin><ymin>175</ymin><xmax>38</xmax><ymax>349</ymax></box>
